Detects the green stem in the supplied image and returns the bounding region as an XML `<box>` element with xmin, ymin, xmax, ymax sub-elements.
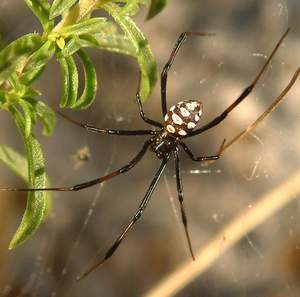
<box><xmin>54</xmin><ymin>0</ymin><xmax>110</xmax><ymax>31</ymax></box>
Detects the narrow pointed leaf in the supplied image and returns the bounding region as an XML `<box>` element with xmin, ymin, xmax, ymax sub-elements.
<box><xmin>93</xmin><ymin>33</ymin><xmax>136</xmax><ymax>56</ymax></box>
<box><xmin>72</xmin><ymin>50</ymin><xmax>97</xmax><ymax>109</ymax></box>
<box><xmin>21</xmin><ymin>41</ymin><xmax>55</xmax><ymax>82</ymax></box>
<box><xmin>146</xmin><ymin>0</ymin><xmax>167</xmax><ymax>20</ymax></box>
<box><xmin>0</xmin><ymin>144</ymin><xmax>52</xmax><ymax>239</ymax></box>
<box><xmin>35</xmin><ymin>101</ymin><xmax>56</xmax><ymax>136</ymax></box>
<box><xmin>57</xmin><ymin>17</ymin><xmax>107</xmax><ymax>37</ymax></box>
<box><xmin>21</xmin><ymin>66</ymin><xmax>46</xmax><ymax>86</ymax></box>
<box><xmin>25</xmin><ymin>0</ymin><xmax>53</xmax><ymax>32</ymax></box>
<box><xmin>24</xmin><ymin>97</ymin><xmax>56</xmax><ymax>136</ymax></box>
<box><xmin>50</xmin><ymin>0</ymin><xmax>78</xmax><ymax>19</ymax></box>
<box><xmin>18</xmin><ymin>100</ymin><xmax>34</xmax><ymax>138</ymax></box>
<box><xmin>103</xmin><ymin>3</ymin><xmax>157</xmax><ymax>101</ymax></box>
<box><xmin>62</xmin><ymin>33</ymin><xmax>136</xmax><ymax>57</ymax></box>
<box><xmin>23</xmin><ymin>87</ymin><xmax>42</xmax><ymax>98</ymax></box>
<box><xmin>0</xmin><ymin>34</ymin><xmax>43</xmax><ymax>82</ymax></box>
<box><xmin>8</xmin><ymin>106</ymin><xmax>48</xmax><ymax>249</ymax></box>
<box><xmin>58</xmin><ymin>55</ymin><xmax>78</xmax><ymax>107</ymax></box>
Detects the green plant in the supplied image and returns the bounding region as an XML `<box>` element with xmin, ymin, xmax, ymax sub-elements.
<box><xmin>0</xmin><ymin>0</ymin><xmax>167</xmax><ymax>249</ymax></box>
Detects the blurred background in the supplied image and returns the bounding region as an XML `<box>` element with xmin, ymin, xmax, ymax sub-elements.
<box><xmin>1</xmin><ymin>0</ymin><xmax>300</xmax><ymax>296</ymax></box>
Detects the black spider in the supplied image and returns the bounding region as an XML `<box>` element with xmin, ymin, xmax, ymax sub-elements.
<box><xmin>1</xmin><ymin>28</ymin><xmax>292</xmax><ymax>280</ymax></box>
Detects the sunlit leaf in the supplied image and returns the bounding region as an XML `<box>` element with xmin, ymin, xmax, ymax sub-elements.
<box><xmin>50</xmin><ymin>0</ymin><xmax>78</xmax><ymax>19</ymax></box>
<box><xmin>0</xmin><ymin>34</ymin><xmax>43</xmax><ymax>83</ymax></box>
<box><xmin>21</xmin><ymin>40</ymin><xmax>56</xmax><ymax>85</ymax></box>
<box><xmin>22</xmin><ymin>97</ymin><xmax>56</xmax><ymax>136</ymax></box>
<box><xmin>103</xmin><ymin>3</ymin><xmax>157</xmax><ymax>101</ymax></box>
<box><xmin>0</xmin><ymin>144</ymin><xmax>52</xmax><ymax>239</ymax></box>
<box><xmin>24</xmin><ymin>0</ymin><xmax>53</xmax><ymax>32</ymax></box>
<box><xmin>72</xmin><ymin>49</ymin><xmax>97</xmax><ymax>109</ymax></box>
<box><xmin>18</xmin><ymin>100</ymin><xmax>34</xmax><ymax>138</ymax></box>
<box><xmin>58</xmin><ymin>55</ymin><xmax>78</xmax><ymax>107</ymax></box>
<box><xmin>93</xmin><ymin>33</ymin><xmax>136</xmax><ymax>56</ymax></box>
<box><xmin>57</xmin><ymin>17</ymin><xmax>107</xmax><ymax>37</ymax></box>
<box><xmin>62</xmin><ymin>33</ymin><xmax>136</xmax><ymax>57</ymax></box>
<box><xmin>8</xmin><ymin>106</ymin><xmax>48</xmax><ymax>249</ymax></box>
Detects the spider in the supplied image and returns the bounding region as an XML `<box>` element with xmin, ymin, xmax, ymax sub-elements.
<box><xmin>1</xmin><ymin>28</ymin><xmax>296</xmax><ymax>280</ymax></box>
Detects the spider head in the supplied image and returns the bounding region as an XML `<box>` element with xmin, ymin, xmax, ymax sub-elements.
<box><xmin>163</xmin><ymin>100</ymin><xmax>203</xmax><ymax>137</ymax></box>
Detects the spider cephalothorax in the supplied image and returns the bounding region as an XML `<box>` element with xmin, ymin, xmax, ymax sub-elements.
<box><xmin>0</xmin><ymin>29</ymin><xmax>292</xmax><ymax>280</ymax></box>
<box><xmin>163</xmin><ymin>99</ymin><xmax>203</xmax><ymax>136</ymax></box>
<box><xmin>149</xmin><ymin>131</ymin><xmax>177</xmax><ymax>159</ymax></box>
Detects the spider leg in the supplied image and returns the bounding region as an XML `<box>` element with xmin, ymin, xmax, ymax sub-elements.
<box><xmin>57</xmin><ymin>112</ymin><xmax>156</xmax><ymax>135</ymax></box>
<box><xmin>77</xmin><ymin>157</ymin><xmax>169</xmax><ymax>281</ymax></box>
<box><xmin>161</xmin><ymin>32</ymin><xmax>215</xmax><ymax>117</ymax></box>
<box><xmin>186</xmin><ymin>27</ymin><xmax>290</xmax><ymax>138</ymax></box>
<box><xmin>135</xmin><ymin>72</ymin><xmax>163</xmax><ymax>128</ymax></box>
<box><xmin>217</xmin><ymin>67</ymin><xmax>300</xmax><ymax>156</ymax></box>
<box><xmin>174</xmin><ymin>150</ymin><xmax>195</xmax><ymax>260</ymax></box>
<box><xmin>0</xmin><ymin>141</ymin><xmax>150</xmax><ymax>192</ymax></box>
<box><xmin>179</xmin><ymin>139</ymin><xmax>225</xmax><ymax>163</ymax></box>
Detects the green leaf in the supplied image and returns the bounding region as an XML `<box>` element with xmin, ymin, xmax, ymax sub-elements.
<box><xmin>35</xmin><ymin>101</ymin><xmax>56</xmax><ymax>136</ymax></box>
<box><xmin>22</xmin><ymin>41</ymin><xmax>55</xmax><ymax>76</ymax></box>
<box><xmin>18</xmin><ymin>100</ymin><xmax>34</xmax><ymax>138</ymax></box>
<box><xmin>0</xmin><ymin>34</ymin><xmax>43</xmax><ymax>83</ymax></box>
<box><xmin>23</xmin><ymin>87</ymin><xmax>42</xmax><ymax>98</ymax></box>
<box><xmin>72</xmin><ymin>49</ymin><xmax>97</xmax><ymax>109</ymax></box>
<box><xmin>57</xmin><ymin>17</ymin><xmax>107</xmax><ymax>37</ymax></box>
<box><xmin>61</xmin><ymin>36</ymin><xmax>95</xmax><ymax>57</ymax></box>
<box><xmin>8</xmin><ymin>106</ymin><xmax>48</xmax><ymax>249</ymax></box>
<box><xmin>20</xmin><ymin>66</ymin><xmax>45</xmax><ymax>86</ymax></box>
<box><xmin>0</xmin><ymin>144</ymin><xmax>52</xmax><ymax>241</ymax></box>
<box><xmin>103</xmin><ymin>3</ymin><xmax>157</xmax><ymax>101</ymax></box>
<box><xmin>25</xmin><ymin>0</ymin><xmax>53</xmax><ymax>32</ymax></box>
<box><xmin>21</xmin><ymin>40</ymin><xmax>56</xmax><ymax>85</ymax></box>
<box><xmin>93</xmin><ymin>33</ymin><xmax>136</xmax><ymax>56</ymax></box>
<box><xmin>8</xmin><ymin>72</ymin><xmax>23</xmax><ymax>93</ymax></box>
<box><xmin>50</xmin><ymin>0</ymin><xmax>78</xmax><ymax>19</ymax></box>
<box><xmin>146</xmin><ymin>0</ymin><xmax>167</xmax><ymax>20</ymax></box>
<box><xmin>24</xmin><ymin>97</ymin><xmax>56</xmax><ymax>136</ymax></box>
<box><xmin>58</xmin><ymin>55</ymin><xmax>78</xmax><ymax>108</ymax></box>
<box><xmin>62</xmin><ymin>33</ymin><xmax>136</xmax><ymax>57</ymax></box>
<box><xmin>60</xmin><ymin>21</ymin><xmax>133</xmax><ymax>56</ymax></box>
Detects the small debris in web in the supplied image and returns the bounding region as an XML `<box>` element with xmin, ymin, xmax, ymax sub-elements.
<box><xmin>71</xmin><ymin>146</ymin><xmax>91</xmax><ymax>169</ymax></box>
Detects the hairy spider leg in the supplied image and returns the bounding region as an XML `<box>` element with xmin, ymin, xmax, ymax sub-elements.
<box><xmin>77</xmin><ymin>157</ymin><xmax>169</xmax><ymax>281</ymax></box>
<box><xmin>174</xmin><ymin>150</ymin><xmax>195</xmax><ymax>260</ymax></box>
<box><xmin>0</xmin><ymin>141</ymin><xmax>151</xmax><ymax>192</ymax></box>
<box><xmin>160</xmin><ymin>32</ymin><xmax>215</xmax><ymax>117</ymax></box>
<box><xmin>186</xmin><ymin>27</ymin><xmax>290</xmax><ymax>137</ymax></box>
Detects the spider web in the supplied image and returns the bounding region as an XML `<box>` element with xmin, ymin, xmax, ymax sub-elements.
<box><xmin>1</xmin><ymin>1</ymin><xmax>300</xmax><ymax>297</ymax></box>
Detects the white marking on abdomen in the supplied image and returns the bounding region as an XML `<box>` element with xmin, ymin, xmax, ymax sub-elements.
<box><xmin>187</xmin><ymin>122</ymin><xmax>196</xmax><ymax>129</ymax></box>
<box><xmin>172</xmin><ymin>113</ymin><xmax>183</xmax><ymax>125</ymax></box>
<box><xmin>166</xmin><ymin>125</ymin><xmax>176</xmax><ymax>133</ymax></box>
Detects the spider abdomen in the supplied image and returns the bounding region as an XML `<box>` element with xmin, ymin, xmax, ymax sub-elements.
<box><xmin>163</xmin><ymin>100</ymin><xmax>203</xmax><ymax>136</ymax></box>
